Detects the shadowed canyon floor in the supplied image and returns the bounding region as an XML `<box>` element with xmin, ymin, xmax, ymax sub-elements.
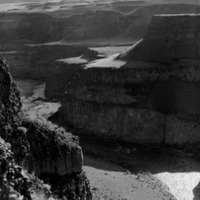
<box><xmin>15</xmin><ymin>78</ymin><xmax>200</xmax><ymax>200</ymax></box>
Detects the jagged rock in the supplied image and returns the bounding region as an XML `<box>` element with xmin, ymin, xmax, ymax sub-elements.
<box><xmin>0</xmin><ymin>56</ymin><xmax>21</xmax><ymax>127</ymax></box>
<box><xmin>0</xmin><ymin>137</ymin><xmax>47</xmax><ymax>200</ymax></box>
<box><xmin>0</xmin><ymin>56</ymin><xmax>92</xmax><ymax>199</ymax></box>
<box><xmin>20</xmin><ymin>120</ymin><xmax>83</xmax><ymax>176</ymax></box>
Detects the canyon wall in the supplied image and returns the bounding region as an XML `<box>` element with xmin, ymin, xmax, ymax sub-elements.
<box><xmin>0</xmin><ymin>3</ymin><xmax>199</xmax><ymax>46</ymax></box>
<box><xmin>52</xmin><ymin>14</ymin><xmax>200</xmax><ymax>150</ymax></box>
<box><xmin>0</xmin><ymin>57</ymin><xmax>92</xmax><ymax>199</ymax></box>
<box><xmin>120</xmin><ymin>14</ymin><xmax>200</xmax><ymax>63</ymax></box>
<box><xmin>2</xmin><ymin>7</ymin><xmax>200</xmax><ymax>151</ymax></box>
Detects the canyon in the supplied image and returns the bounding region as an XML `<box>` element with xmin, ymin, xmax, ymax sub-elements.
<box><xmin>1</xmin><ymin>1</ymin><xmax>200</xmax><ymax>199</ymax></box>
<box><xmin>1</xmin><ymin>4</ymin><xmax>200</xmax><ymax>149</ymax></box>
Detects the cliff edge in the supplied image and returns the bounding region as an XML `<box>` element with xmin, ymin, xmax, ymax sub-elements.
<box><xmin>120</xmin><ymin>14</ymin><xmax>200</xmax><ymax>64</ymax></box>
<box><xmin>0</xmin><ymin>56</ymin><xmax>91</xmax><ymax>199</ymax></box>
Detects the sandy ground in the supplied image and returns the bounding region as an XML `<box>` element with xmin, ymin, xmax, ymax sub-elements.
<box><xmin>83</xmin><ymin>152</ymin><xmax>200</xmax><ymax>200</ymax></box>
<box><xmin>84</xmin><ymin>156</ymin><xmax>176</xmax><ymax>200</ymax></box>
<box><xmin>81</xmin><ymin>136</ymin><xmax>200</xmax><ymax>200</ymax></box>
<box><xmin>85</xmin><ymin>53</ymin><xmax>126</xmax><ymax>69</ymax></box>
<box><xmin>15</xmin><ymin>78</ymin><xmax>200</xmax><ymax>200</ymax></box>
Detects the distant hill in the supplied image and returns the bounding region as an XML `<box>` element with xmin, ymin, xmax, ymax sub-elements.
<box><xmin>61</xmin><ymin>4</ymin><xmax>200</xmax><ymax>41</ymax></box>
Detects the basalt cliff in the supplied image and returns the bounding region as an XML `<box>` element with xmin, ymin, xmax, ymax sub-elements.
<box><xmin>0</xmin><ymin>56</ymin><xmax>91</xmax><ymax>199</ymax></box>
<box><xmin>52</xmin><ymin>14</ymin><xmax>200</xmax><ymax>152</ymax></box>
<box><xmin>3</xmin><ymin>13</ymin><xmax>200</xmax><ymax>153</ymax></box>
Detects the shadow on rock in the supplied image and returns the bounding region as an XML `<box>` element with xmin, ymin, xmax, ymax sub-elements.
<box><xmin>193</xmin><ymin>181</ymin><xmax>200</xmax><ymax>200</ymax></box>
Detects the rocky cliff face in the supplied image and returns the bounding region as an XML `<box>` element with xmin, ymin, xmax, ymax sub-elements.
<box><xmin>52</xmin><ymin>14</ymin><xmax>200</xmax><ymax>150</ymax></box>
<box><xmin>0</xmin><ymin>56</ymin><xmax>92</xmax><ymax>200</ymax></box>
<box><xmin>0</xmin><ymin>4</ymin><xmax>199</xmax><ymax>46</ymax></box>
<box><xmin>120</xmin><ymin>14</ymin><xmax>200</xmax><ymax>63</ymax></box>
<box><xmin>0</xmin><ymin>56</ymin><xmax>21</xmax><ymax>127</ymax></box>
<box><xmin>0</xmin><ymin>13</ymin><xmax>60</xmax><ymax>44</ymax></box>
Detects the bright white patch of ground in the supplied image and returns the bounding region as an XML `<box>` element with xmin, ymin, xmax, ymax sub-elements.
<box><xmin>89</xmin><ymin>46</ymin><xmax>130</xmax><ymax>57</ymax></box>
<box><xmin>85</xmin><ymin>53</ymin><xmax>126</xmax><ymax>69</ymax></box>
<box><xmin>24</xmin><ymin>102</ymin><xmax>61</xmax><ymax>122</ymax></box>
<box><xmin>15</xmin><ymin>79</ymin><xmax>60</xmax><ymax>122</ymax></box>
<box><xmin>56</xmin><ymin>56</ymin><xmax>88</xmax><ymax>64</ymax></box>
<box><xmin>155</xmin><ymin>172</ymin><xmax>200</xmax><ymax>200</ymax></box>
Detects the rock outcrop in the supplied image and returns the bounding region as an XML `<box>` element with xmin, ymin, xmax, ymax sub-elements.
<box><xmin>0</xmin><ymin>57</ymin><xmax>21</xmax><ymax>127</ymax></box>
<box><xmin>0</xmin><ymin>137</ymin><xmax>52</xmax><ymax>200</ymax></box>
<box><xmin>0</xmin><ymin>56</ymin><xmax>92</xmax><ymax>199</ymax></box>
<box><xmin>51</xmin><ymin>14</ymin><xmax>200</xmax><ymax>151</ymax></box>
<box><xmin>120</xmin><ymin>14</ymin><xmax>200</xmax><ymax>64</ymax></box>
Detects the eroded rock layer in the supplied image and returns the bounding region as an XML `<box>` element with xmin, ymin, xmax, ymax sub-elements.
<box><xmin>120</xmin><ymin>14</ymin><xmax>200</xmax><ymax>63</ymax></box>
<box><xmin>0</xmin><ymin>57</ymin><xmax>92</xmax><ymax>200</ymax></box>
<box><xmin>0</xmin><ymin>56</ymin><xmax>21</xmax><ymax>127</ymax></box>
<box><xmin>51</xmin><ymin>14</ymin><xmax>200</xmax><ymax>151</ymax></box>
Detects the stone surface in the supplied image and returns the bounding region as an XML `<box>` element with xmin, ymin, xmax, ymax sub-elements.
<box><xmin>0</xmin><ymin>56</ymin><xmax>21</xmax><ymax>127</ymax></box>
<box><xmin>0</xmin><ymin>136</ymin><xmax>49</xmax><ymax>200</ymax></box>
<box><xmin>51</xmin><ymin>14</ymin><xmax>200</xmax><ymax>149</ymax></box>
<box><xmin>58</xmin><ymin>95</ymin><xmax>166</xmax><ymax>145</ymax></box>
<box><xmin>21</xmin><ymin>120</ymin><xmax>83</xmax><ymax>176</ymax></box>
<box><xmin>0</xmin><ymin>56</ymin><xmax>92</xmax><ymax>199</ymax></box>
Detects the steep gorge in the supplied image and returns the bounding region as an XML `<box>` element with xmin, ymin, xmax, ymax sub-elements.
<box><xmin>2</xmin><ymin>6</ymin><xmax>200</xmax><ymax>153</ymax></box>
<box><xmin>51</xmin><ymin>14</ymin><xmax>200</xmax><ymax>152</ymax></box>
